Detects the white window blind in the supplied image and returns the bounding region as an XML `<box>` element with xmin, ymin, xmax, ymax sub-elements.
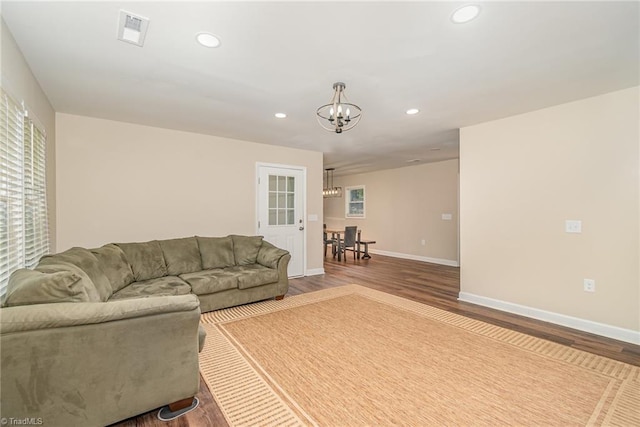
<box><xmin>0</xmin><ymin>88</ymin><xmax>49</xmax><ymax>295</ymax></box>
<box><xmin>23</xmin><ymin>113</ymin><xmax>49</xmax><ymax>268</ymax></box>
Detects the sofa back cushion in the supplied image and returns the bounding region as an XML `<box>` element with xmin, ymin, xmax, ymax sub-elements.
<box><xmin>91</xmin><ymin>244</ymin><xmax>135</xmax><ymax>293</ymax></box>
<box><xmin>197</xmin><ymin>236</ymin><xmax>235</xmax><ymax>270</ymax></box>
<box><xmin>116</xmin><ymin>241</ymin><xmax>168</xmax><ymax>282</ymax></box>
<box><xmin>230</xmin><ymin>235</ymin><xmax>264</xmax><ymax>266</ymax></box>
<box><xmin>38</xmin><ymin>247</ymin><xmax>112</xmax><ymax>301</ymax></box>
<box><xmin>159</xmin><ymin>237</ymin><xmax>202</xmax><ymax>276</ymax></box>
<box><xmin>2</xmin><ymin>267</ymin><xmax>98</xmax><ymax>307</ymax></box>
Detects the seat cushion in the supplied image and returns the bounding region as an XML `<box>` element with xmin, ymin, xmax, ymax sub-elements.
<box><xmin>2</xmin><ymin>267</ymin><xmax>98</xmax><ymax>307</ymax></box>
<box><xmin>197</xmin><ymin>236</ymin><xmax>235</xmax><ymax>270</ymax></box>
<box><xmin>91</xmin><ymin>244</ymin><xmax>135</xmax><ymax>293</ymax></box>
<box><xmin>109</xmin><ymin>276</ymin><xmax>191</xmax><ymax>301</ymax></box>
<box><xmin>230</xmin><ymin>235</ymin><xmax>263</xmax><ymax>266</ymax></box>
<box><xmin>180</xmin><ymin>269</ymin><xmax>238</xmax><ymax>295</ymax></box>
<box><xmin>227</xmin><ymin>265</ymin><xmax>279</xmax><ymax>290</ymax></box>
<box><xmin>116</xmin><ymin>241</ymin><xmax>168</xmax><ymax>282</ymax></box>
<box><xmin>159</xmin><ymin>237</ymin><xmax>202</xmax><ymax>276</ymax></box>
<box><xmin>39</xmin><ymin>247</ymin><xmax>112</xmax><ymax>301</ymax></box>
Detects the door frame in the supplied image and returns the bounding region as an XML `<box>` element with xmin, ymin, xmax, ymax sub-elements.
<box><xmin>255</xmin><ymin>162</ymin><xmax>307</xmax><ymax>277</ymax></box>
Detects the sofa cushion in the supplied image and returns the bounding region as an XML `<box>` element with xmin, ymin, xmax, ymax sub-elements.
<box><xmin>116</xmin><ymin>241</ymin><xmax>167</xmax><ymax>282</ymax></box>
<box><xmin>227</xmin><ymin>265</ymin><xmax>279</xmax><ymax>290</ymax></box>
<box><xmin>2</xmin><ymin>268</ymin><xmax>97</xmax><ymax>307</ymax></box>
<box><xmin>230</xmin><ymin>235</ymin><xmax>263</xmax><ymax>266</ymax></box>
<box><xmin>109</xmin><ymin>276</ymin><xmax>191</xmax><ymax>301</ymax></box>
<box><xmin>159</xmin><ymin>237</ymin><xmax>202</xmax><ymax>276</ymax></box>
<box><xmin>90</xmin><ymin>244</ymin><xmax>135</xmax><ymax>293</ymax></box>
<box><xmin>180</xmin><ymin>269</ymin><xmax>238</xmax><ymax>295</ymax></box>
<box><xmin>36</xmin><ymin>262</ymin><xmax>102</xmax><ymax>302</ymax></box>
<box><xmin>197</xmin><ymin>236</ymin><xmax>235</xmax><ymax>270</ymax></box>
<box><xmin>39</xmin><ymin>247</ymin><xmax>112</xmax><ymax>301</ymax></box>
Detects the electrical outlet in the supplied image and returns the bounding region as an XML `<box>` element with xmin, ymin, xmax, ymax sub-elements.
<box><xmin>583</xmin><ymin>279</ymin><xmax>595</xmax><ymax>292</ymax></box>
<box><xmin>420</xmin><ymin>239</ymin><xmax>426</xmax><ymax>246</ymax></box>
<box><xmin>566</xmin><ymin>220</ymin><xmax>582</xmax><ymax>233</ymax></box>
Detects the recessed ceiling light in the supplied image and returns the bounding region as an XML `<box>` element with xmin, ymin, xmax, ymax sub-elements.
<box><xmin>406</xmin><ymin>108</ymin><xmax>420</xmax><ymax>115</ymax></box>
<box><xmin>406</xmin><ymin>159</ymin><xmax>421</xmax><ymax>163</ymax></box>
<box><xmin>451</xmin><ymin>4</ymin><xmax>481</xmax><ymax>24</ymax></box>
<box><xmin>275</xmin><ymin>113</ymin><xmax>287</xmax><ymax>119</ymax></box>
<box><xmin>430</xmin><ymin>147</ymin><xmax>441</xmax><ymax>151</ymax></box>
<box><xmin>196</xmin><ymin>32</ymin><xmax>221</xmax><ymax>48</ymax></box>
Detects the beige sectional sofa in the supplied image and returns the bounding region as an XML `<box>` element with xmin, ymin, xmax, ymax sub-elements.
<box><xmin>0</xmin><ymin>235</ymin><xmax>290</xmax><ymax>427</ymax></box>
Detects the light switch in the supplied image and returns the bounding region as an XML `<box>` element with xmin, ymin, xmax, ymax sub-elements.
<box><xmin>565</xmin><ymin>220</ymin><xmax>582</xmax><ymax>233</ymax></box>
<box><xmin>307</xmin><ymin>214</ymin><xmax>318</xmax><ymax>222</ymax></box>
<box><xmin>442</xmin><ymin>213</ymin><xmax>452</xmax><ymax>220</ymax></box>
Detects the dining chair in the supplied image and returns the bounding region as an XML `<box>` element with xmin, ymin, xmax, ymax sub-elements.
<box><xmin>323</xmin><ymin>224</ymin><xmax>334</xmax><ymax>257</ymax></box>
<box><xmin>339</xmin><ymin>226</ymin><xmax>358</xmax><ymax>261</ymax></box>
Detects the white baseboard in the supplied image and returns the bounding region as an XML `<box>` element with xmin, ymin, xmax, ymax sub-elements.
<box><xmin>368</xmin><ymin>249</ymin><xmax>459</xmax><ymax>267</ymax></box>
<box><xmin>305</xmin><ymin>268</ymin><xmax>325</xmax><ymax>276</ymax></box>
<box><xmin>458</xmin><ymin>292</ymin><xmax>640</xmax><ymax>345</ymax></box>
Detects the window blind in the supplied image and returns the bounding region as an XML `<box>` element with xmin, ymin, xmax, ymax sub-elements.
<box><xmin>23</xmin><ymin>114</ymin><xmax>49</xmax><ymax>268</ymax></box>
<box><xmin>0</xmin><ymin>88</ymin><xmax>49</xmax><ymax>296</ymax></box>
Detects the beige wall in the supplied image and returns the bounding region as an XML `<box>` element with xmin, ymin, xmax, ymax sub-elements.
<box><xmin>1</xmin><ymin>19</ymin><xmax>57</xmax><ymax>250</ymax></box>
<box><xmin>55</xmin><ymin>113</ymin><xmax>324</xmax><ymax>273</ymax></box>
<box><xmin>324</xmin><ymin>159</ymin><xmax>459</xmax><ymax>264</ymax></box>
<box><xmin>460</xmin><ymin>87</ymin><xmax>639</xmax><ymax>333</ymax></box>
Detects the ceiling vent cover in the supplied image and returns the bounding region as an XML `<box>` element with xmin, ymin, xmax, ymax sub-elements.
<box><xmin>117</xmin><ymin>10</ymin><xmax>149</xmax><ymax>47</ymax></box>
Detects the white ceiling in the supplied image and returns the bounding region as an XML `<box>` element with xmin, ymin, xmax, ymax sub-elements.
<box><xmin>2</xmin><ymin>1</ymin><xmax>638</xmax><ymax>176</ymax></box>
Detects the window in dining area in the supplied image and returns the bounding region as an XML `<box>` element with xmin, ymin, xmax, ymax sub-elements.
<box><xmin>345</xmin><ymin>185</ymin><xmax>365</xmax><ymax>218</ymax></box>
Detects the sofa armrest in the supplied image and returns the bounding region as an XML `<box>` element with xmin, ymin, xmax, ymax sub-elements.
<box><xmin>275</xmin><ymin>253</ymin><xmax>291</xmax><ymax>296</ymax></box>
<box><xmin>256</xmin><ymin>240</ymin><xmax>290</xmax><ymax>297</ymax></box>
<box><xmin>256</xmin><ymin>241</ymin><xmax>289</xmax><ymax>269</ymax></box>
<box><xmin>0</xmin><ymin>294</ymin><xmax>200</xmax><ymax>333</ymax></box>
<box><xmin>0</xmin><ymin>295</ymin><xmax>201</xmax><ymax>426</ymax></box>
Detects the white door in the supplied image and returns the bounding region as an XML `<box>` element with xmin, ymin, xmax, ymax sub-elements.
<box><xmin>257</xmin><ymin>164</ymin><xmax>305</xmax><ymax>277</ymax></box>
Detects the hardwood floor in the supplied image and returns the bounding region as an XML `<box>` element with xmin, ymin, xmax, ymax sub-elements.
<box><xmin>113</xmin><ymin>254</ymin><xmax>640</xmax><ymax>427</ymax></box>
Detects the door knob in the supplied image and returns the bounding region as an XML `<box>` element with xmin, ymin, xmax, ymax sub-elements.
<box><xmin>299</xmin><ymin>226</ymin><xmax>305</xmax><ymax>231</ymax></box>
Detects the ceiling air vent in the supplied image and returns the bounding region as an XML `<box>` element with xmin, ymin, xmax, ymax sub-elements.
<box><xmin>117</xmin><ymin>10</ymin><xmax>149</xmax><ymax>47</ymax></box>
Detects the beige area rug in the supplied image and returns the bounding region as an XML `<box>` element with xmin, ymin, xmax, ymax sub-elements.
<box><xmin>199</xmin><ymin>285</ymin><xmax>639</xmax><ymax>426</ymax></box>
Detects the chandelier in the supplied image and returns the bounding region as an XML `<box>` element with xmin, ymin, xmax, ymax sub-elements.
<box><xmin>316</xmin><ymin>82</ymin><xmax>362</xmax><ymax>133</ymax></box>
<box><xmin>323</xmin><ymin>168</ymin><xmax>342</xmax><ymax>198</ymax></box>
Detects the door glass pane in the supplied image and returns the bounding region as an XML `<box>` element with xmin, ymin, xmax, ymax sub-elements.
<box><xmin>266</xmin><ymin>174</ymin><xmax>297</xmax><ymax>226</ymax></box>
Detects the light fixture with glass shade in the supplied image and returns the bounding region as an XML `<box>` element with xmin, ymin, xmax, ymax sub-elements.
<box><xmin>323</xmin><ymin>168</ymin><xmax>342</xmax><ymax>198</ymax></box>
<box><xmin>451</xmin><ymin>4</ymin><xmax>481</xmax><ymax>23</ymax></box>
<box><xmin>316</xmin><ymin>82</ymin><xmax>362</xmax><ymax>133</ymax></box>
<box><xmin>196</xmin><ymin>32</ymin><xmax>221</xmax><ymax>48</ymax></box>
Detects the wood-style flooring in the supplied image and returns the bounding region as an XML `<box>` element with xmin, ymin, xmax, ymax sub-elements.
<box><xmin>112</xmin><ymin>254</ymin><xmax>640</xmax><ymax>427</ymax></box>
